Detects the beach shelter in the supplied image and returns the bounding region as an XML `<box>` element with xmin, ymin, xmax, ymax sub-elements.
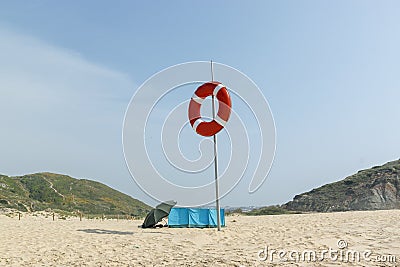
<box><xmin>168</xmin><ymin>208</ymin><xmax>225</xmax><ymax>228</ymax></box>
<box><xmin>142</xmin><ymin>200</ymin><xmax>177</xmax><ymax>228</ymax></box>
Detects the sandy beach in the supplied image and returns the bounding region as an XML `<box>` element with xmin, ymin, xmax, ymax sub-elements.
<box><xmin>1</xmin><ymin>210</ymin><xmax>399</xmax><ymax>266</ymax></box>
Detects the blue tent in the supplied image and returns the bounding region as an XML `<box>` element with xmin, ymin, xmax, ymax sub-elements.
<box><xmin>168</xmin><ymin>208</ymin><xmax>225</xmax><ymax>228</ymax></box>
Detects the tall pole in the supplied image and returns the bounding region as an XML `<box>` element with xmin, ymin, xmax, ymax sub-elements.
<box><xmin>211</xmin><ymin>60</ymin><xmax>221</xmax><ymax>231</ymax></box>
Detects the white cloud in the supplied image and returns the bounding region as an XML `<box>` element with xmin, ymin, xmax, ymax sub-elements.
<box><xmin>0</xmin><ymin>27</ymin><xmax>136</xmax><ymax>183</ymax></box>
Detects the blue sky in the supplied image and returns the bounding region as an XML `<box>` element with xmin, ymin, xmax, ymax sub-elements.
<box><xmin>1</xmin><ymin>1</ymin><xmax>400</xmax><ymax>207</ymax></box>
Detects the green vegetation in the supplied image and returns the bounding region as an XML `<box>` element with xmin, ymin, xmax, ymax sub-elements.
<box><xmin>284</xmin><ymin>159</ymin><xmax>400</xmax><ymax>212</ymax></box>
<box><xmin>0</xmin><ymin>173</ymin><xmax>151</xmax><ymax>217</ymax></box>
<box><xmin>225</xmin><ymin>208</ymin><xmax>244</xmax><ymax>215</ymax></box>
<box><xmin>246</xmin><ymin>206</ymin><xmax>300</xmax><ymax>216</ymax></box>
<box><xmin>233</xmin><ymin>159</ymin><xmax>400</xmax><ymax>215</ymax></box>
<box><xmin>227</xmin><ymin>206</ymin><xmax>300</xmax><ymax>216</ymax></box>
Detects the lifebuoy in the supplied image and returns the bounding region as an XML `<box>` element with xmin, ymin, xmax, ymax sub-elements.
<box><xmin>188</xmin><ymin>81</ymin><xmax>232</xmax><ymax>136</ymax></box>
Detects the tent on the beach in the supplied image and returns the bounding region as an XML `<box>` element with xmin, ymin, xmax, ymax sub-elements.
<box><xmin>168</xmin><ymin>208</ymin><xmax>225</xmax><ymax>228</ymax></box>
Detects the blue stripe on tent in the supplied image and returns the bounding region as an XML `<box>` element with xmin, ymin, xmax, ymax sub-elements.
<box><xmin>168</xmin><ymin>208</ymin><xmax>225</xmax><ymax>228</ymax></box>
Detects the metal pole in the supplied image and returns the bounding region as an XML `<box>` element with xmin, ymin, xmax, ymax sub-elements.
<box><xmin>211</xmin><ymin>60</ymin><xmax>221</xmax><ymax>231</ymax></box>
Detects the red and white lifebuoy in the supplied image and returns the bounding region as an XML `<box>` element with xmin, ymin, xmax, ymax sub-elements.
<box><xmin>188</xmin><ymin>81</ymin><xmax>232</xmax><ymax>137</ymax></box>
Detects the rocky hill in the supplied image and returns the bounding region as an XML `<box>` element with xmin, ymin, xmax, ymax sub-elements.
<box><xmin>0</xmin><ymin>172</ymin><xmax>151</xmax><ymax>217</ymax></box>
<box><xmin>284</xmin><ymin>159</ymin><xmax>400</xmax><ymax>212</ymax></box>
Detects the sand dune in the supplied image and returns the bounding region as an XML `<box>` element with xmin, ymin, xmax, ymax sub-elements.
<box><xmin>1</xmin><ymin>210</ymin><xmax>399</xmax><ymax>266</ymax></box>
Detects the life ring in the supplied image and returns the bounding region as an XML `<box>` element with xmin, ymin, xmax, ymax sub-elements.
<box><xmin>188</xmin><ymin>81</ymin><xmax>232</xmax><ymax>137</ymax></box>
